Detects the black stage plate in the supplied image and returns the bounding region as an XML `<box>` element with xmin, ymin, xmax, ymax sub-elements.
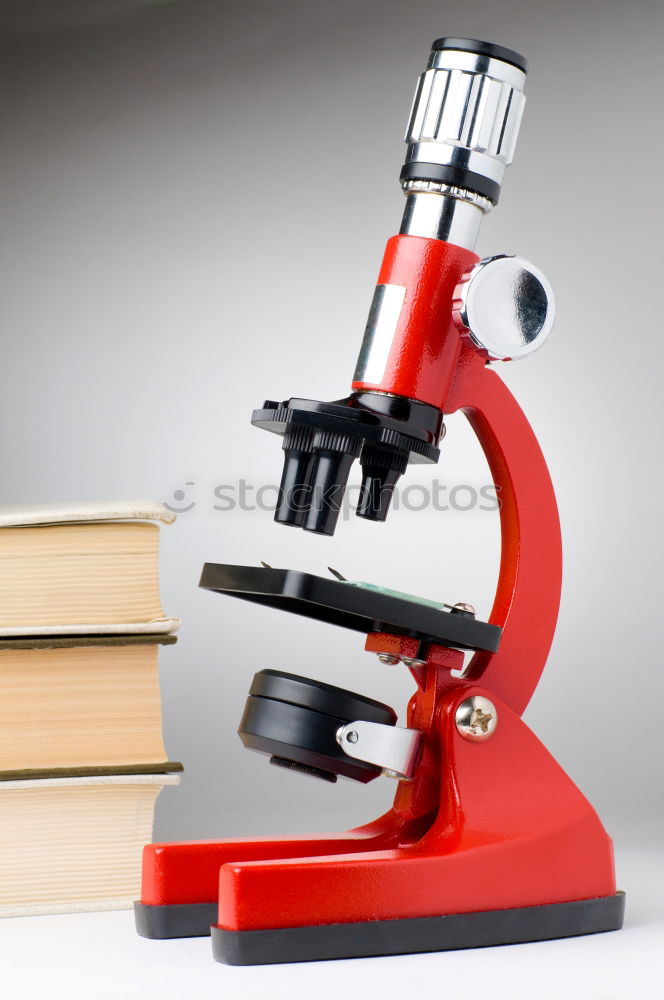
<box><xmin>199</xmin><ymin>564</ymin><xmax>501</xmax><ymax>653</ymax></box>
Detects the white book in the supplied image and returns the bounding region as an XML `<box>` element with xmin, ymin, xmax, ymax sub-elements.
<box><xmin>0</xmin><ymin>499</ymin><xmax>179</xmax><ymax>636</ymax></box>
<box><xmin>0</xmin><ymin>774</ymin><xmax>180</xmax><ymax>916</ymax></box>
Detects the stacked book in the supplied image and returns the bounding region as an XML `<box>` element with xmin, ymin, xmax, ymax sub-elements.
<box><xmin>0</xmin><ymin>500</ymin><xmax>181</xmax><ymax>916</ymax></box>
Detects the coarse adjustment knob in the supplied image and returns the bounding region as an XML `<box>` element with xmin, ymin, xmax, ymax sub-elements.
<box><xmin>453</xmin><ymin>255</ymin><xmax>555</xmax><ymax>360</ymax></box>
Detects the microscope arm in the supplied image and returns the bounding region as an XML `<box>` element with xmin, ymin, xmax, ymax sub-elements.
<box><xmin>446</xmin><ymin>346</ymin><xmax>563</xmax><ymax>715</ymax></box>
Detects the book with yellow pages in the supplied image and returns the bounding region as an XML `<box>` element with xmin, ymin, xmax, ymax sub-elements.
<box><xmin>0</xmin><ymin>635</ymin><xmax>182</xmax><ymax>780</ymax></box>
<box><xmin>0</xmin><ymin>499</ymin><xmax>179</xmax><ymax>636</ymax></box>
<box><xmin>0</xmin><ymin>774</ymin><xmax>180</xmax><ymax>916</ymax></box>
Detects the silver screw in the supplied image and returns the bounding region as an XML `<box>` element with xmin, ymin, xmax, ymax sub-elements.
<box><xmin>377</xmin><ymin>654</ymin><xmax>400</xmax><ymax>666</ymax></box>
<box><xmin>455</xmin><ymin>696</ymin><xmax>497</xmax><ymax>742</ymax></box>
<box><xmin>346</xmin><ymin>730</ymin><xmax>359</xmax><ymax>744</ymax></box>
<box><xmin>453</xmin><ymin>602</ymin><xmax>476</xmax><ymax>615</ymax></box>
<box><xmin>402</xmin><ymin>657</ymin><xmax>426</xmax><ymax>668</ymax></box>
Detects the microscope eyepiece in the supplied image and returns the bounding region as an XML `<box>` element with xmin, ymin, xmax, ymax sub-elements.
<box><xmin>401</xmin><ymin>37</ymin><xmax>527</xmax><ymax>207</ymax></box>
<box><xmin>431</xmin><ymin>37</ymin><xmax>527</xmax><ymax>72</ymax></box>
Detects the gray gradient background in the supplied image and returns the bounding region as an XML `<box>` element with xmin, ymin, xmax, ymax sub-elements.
<box><xmin>1</xmin><ymin>0</ymin><xmax>662</xmax><ymax>856</ymax></box>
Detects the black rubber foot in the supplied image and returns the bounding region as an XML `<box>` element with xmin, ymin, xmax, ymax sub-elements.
<box><xmin>211</xmin><ymin>893</ymin><xmax>625</xmax><ymax>965</ymax></box>
<box><xmin>134</xmin><ymin>901</ymin><xmax>217</xmax><ymax>939</ymax></box>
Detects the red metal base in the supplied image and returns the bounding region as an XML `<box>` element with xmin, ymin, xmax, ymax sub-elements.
<box><xmin>141</xmin><ymin>682</ymin><xmax>617</xmax><ymax>935</ymax></box>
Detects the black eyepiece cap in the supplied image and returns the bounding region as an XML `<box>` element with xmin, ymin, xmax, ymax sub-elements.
<box><xmin>431</xmin><ymin>37</ymin><xmax>527</xmax><ymax>73</ymax></box>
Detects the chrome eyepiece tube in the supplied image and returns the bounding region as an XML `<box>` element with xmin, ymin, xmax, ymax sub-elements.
<box><xmin>400</xmin><ymin>38</ymin><xmax>528</xmax><ymax>250</ymax></box>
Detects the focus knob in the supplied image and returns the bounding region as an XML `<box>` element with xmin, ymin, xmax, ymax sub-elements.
<box><xmin>453</xmin><ymin>255</ymin><xmax>555</xmax><ymax>360</ymax></box>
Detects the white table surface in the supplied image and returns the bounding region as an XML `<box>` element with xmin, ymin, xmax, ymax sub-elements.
<box><xmin>2</xmin><ymin>846</ymin><xmax>660</xmax><ymax>1000</ymax></box>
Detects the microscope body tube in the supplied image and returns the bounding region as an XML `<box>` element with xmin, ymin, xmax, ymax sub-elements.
<box><xmin>352</xmin><ymin>37</ymin><xmax>528</xmax><ymax>416</ymax></box>
<box><xmin>351</xmin><ymin>233</ymin><xmax>479</xmax><ymax>412</ymax></box>
<box><xmin>255</xmin><ymin>36</ymin><xmax>532</xmax><ymax>531</ymax></box>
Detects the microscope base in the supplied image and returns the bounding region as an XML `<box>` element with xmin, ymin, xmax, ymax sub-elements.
<box><xmin>211</xmin><ymin>893</ymin><xmax>625</xmax><ymax>965</ymax></box>
<box><xmin>136</xmin><ymin>687</ymin><xmax>623</xmax><ymax>960</ymax></box>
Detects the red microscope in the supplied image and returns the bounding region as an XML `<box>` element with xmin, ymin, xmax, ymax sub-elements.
<box><xmin>136</xmin><ymin>37</ymin><xmax>624</xmax><ymax>964</ymax></box>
